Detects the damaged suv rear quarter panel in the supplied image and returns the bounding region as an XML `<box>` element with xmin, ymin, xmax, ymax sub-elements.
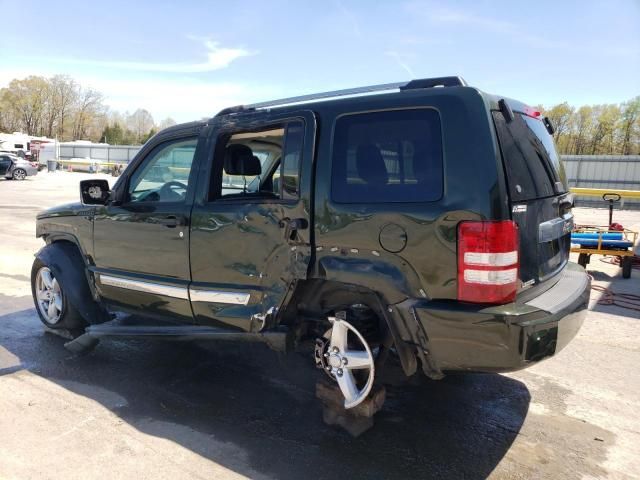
<box><xmin>311</xmin><ymin>87</ymin><xmax>508</xmax><ymax>304</ymax></box>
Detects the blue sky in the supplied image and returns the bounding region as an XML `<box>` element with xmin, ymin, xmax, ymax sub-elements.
<box><xmin>1</xmin><ymin>0</ymin><xmax>638</xmax><ymax>123</ymax></box>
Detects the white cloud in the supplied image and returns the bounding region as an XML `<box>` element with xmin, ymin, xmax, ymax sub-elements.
<box><xmin>334</xmin><ymin>0</ymin><xmax>363</xmax><ymax>38</ymax></box>
<box><xmin>0</xmin><ymin>68</ymin><xmax>279</xmax><ymax>123</ymax></box>
<box><xmin>385</xmin><ymin>51</ymin><xmax>415</xmax><ymax>77</ymax></box>
<box><xmin>79</xmin><ymin>75</ymin><xmax>283</xmax><ymax>122</ymax></box>
<box><xmin>405</xmin><ymin>3</ymin><xmax>566</xmax><ymax>50</ymax></box>
<box><xmin>427</xmin><ymin>7</ymin><xmax>515</xmax><ymax>33</ymax></box>
<box><xmin>55</xmin><ymin>39</ymin><xmax>254</xmax><ymax>74</ymax></box>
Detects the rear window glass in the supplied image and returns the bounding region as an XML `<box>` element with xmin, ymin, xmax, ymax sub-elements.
<box><xmin>331</xmin><ymin>109</ymin><xmax>443</xmax><ymax>203</ymax></box>
<box><xmin>492</xmin><ymin>111</ymin><xmax>566</xmax><ymax>202</ymax></box>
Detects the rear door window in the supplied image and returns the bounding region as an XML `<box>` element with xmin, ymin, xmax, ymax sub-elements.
<box><xmin>331</xmin><ymin>109</ymin><xmax>443</xmax><ymax>203</ymax></box>
<box><xmin>493</xmin><ymin>111</ymin><xmax>566</xmax><ymax>202</ymax></box>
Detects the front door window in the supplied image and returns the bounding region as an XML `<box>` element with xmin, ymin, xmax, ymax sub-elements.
<box><xmin>128</xmin><ymin>138</ymin><xmax>197</xmax><ymax>203</ymax></box>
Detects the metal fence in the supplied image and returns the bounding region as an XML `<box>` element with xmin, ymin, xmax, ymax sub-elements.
<box><xmin>562</xmin><ymin>155</ymin><xmax>640</xmax><ymax>209</ymax></box>
<box><xmin>54</xmin><ymin>146</ymin><xmax>640</xmax><ymax>209</ymax></box>
<box><xmin>58</xmin><ymin>144</ymin><xmax>141</xmax><ymax>164</ymax></box>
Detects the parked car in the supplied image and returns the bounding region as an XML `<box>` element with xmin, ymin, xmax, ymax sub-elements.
<box><xmin>0</xmin><ymin>153</ymin><xmax>38</xmax><ymax>180</ymax></box>
<box><xmin>32</xmin><ymin>76</ymin><xmax>589</xmax><ymax>411</ymax></box>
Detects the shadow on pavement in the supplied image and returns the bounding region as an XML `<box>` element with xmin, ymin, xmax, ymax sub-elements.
<box><xmin>585</xmin><ymin>263</ymin><xmax>640</xmax><ymax>320</ymax></box>
<box><xmin>0</xmin><ymin>305</ymin><xmax>531</xmax><ymax>479</ymax></box>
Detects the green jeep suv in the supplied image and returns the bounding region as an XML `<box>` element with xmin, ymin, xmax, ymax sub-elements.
<box><xmin>32</xmin><ymin>76</ymin><xmax>589</xmax><ymax>410</ymax></box>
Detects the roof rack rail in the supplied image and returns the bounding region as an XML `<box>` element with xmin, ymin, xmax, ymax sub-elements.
<box><xmin>400</xmin><ymin>76</ymin><xmax>467</xmax><ymax>90</ymax></box>
<box><xmin>223</xmin><ymin>75</ymin><xmax>467</xmax><ymax>113</ymax></box>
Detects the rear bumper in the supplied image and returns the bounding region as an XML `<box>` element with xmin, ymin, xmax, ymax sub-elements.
<box><xmin>394</xmin><ymin>262</ymin><xmax>590</xmax><ymax>377</ymax></box>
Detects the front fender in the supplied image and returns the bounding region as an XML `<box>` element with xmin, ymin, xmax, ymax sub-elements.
<box><xmin>36</xmin><ymin>204</ymin><xmax>94</xmax><ymax>262</ymax></box>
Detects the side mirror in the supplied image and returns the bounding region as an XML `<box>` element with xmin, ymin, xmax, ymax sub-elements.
<box><xmin>80</xmin><ymin>179</ymin><xmax>111</xmax><ymax>205</ymax></box>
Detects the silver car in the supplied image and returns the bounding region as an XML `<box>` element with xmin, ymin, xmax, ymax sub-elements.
<box><xmin>0</xmin><ymin>153</ymin><xmax>39</xmax><ymax>180</ymax></box>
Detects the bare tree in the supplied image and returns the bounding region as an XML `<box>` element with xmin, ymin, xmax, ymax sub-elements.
<box><xmin>50</xmin><ymin>75</ymin><xmax>78</xmax><ymax>139</ymax></box>
<box><xmin>72</xmin><ymin>87</ymin><xmax>105</xmax><ymax>140</ymax></box>
<box><xmin>127</xmin><ymin>109</ymin><xmax>155</xmax><ymax>143</ymax></box>
<box><xmin>159</xmin><ymin>117</ymin><xmax>177</xmax><ymax>130</ymax></box>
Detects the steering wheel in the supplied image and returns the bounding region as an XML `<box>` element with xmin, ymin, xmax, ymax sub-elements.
<box><xmin>159</xmin><ymin>181</ymin><xmax>188</xmax><ymax>201</ymax></box>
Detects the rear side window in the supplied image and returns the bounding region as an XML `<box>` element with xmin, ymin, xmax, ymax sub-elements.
<box><xmin>331</xmin><ymin>109</ymin><xmax>443</xmax><ymax>203</ymax></box>
<box><xmin>493</xmin><ymin>111</ymin><xmax>566</xmax><ymax>202</ymax></box>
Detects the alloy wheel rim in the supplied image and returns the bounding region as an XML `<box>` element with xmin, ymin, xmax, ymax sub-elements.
<box><xmin>35</xmin><ymin>267</ymin><xmax>63</xmax><ymax>324</ymax></box>
<box><xmin>325</xmin><ymin>317</ymin><xmax>375</xmax><ymax>409</ymax></box>
<box><xmin>14</xmin><ymin>169</ymin><xmax>26</xmax><ymax>179</ymax></box>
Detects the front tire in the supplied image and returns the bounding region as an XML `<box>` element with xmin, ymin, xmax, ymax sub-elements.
<box><xmin>31</xmin><ymin>258</ymin><xmax>85</xmax><ymax>330</ymax></box>
<box><xmin>13</xmin><ymin>168</ymin><xmax>27</xmax><ymax>180</ymax></box>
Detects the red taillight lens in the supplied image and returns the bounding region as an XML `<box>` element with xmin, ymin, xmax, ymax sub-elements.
<box><xmin>457</xmin><ymin>220</ymin><xmax>519</xmax><ymax>304</ymax></box>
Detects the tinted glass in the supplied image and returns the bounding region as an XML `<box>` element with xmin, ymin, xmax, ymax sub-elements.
<box><xmin>493</xmin><ymin>111</ymin><xmax>565</xmax><ymax>201</ymax></box>
<box><xmin>331</xmin><ymin>109</ymin><xmax>443</xmax><ymax>203</ymax></box>
<box><xmin>128</xmin><ymin>138</ymin><xmax>197</xmax><ymax>203</ymax></box>
<box><xmin>523</xmin><ymin>115</ymin><xmax>567</xmax><ymax>188</ymax></box>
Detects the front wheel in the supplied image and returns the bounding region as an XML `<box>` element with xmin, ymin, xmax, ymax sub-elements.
<box><xmin>31</xmin><ymin>258</ymin><xmax>84</xmax><ymax>330</ymax></box>
<box><xmin>12</xmin><ymin>168</ymin><xmax>27</xmax><ymax>180</ymax></box>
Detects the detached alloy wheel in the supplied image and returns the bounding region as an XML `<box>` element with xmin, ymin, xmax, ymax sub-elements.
<box><xmin>12</xmin><ymin>168</ymin><xmax>27</xmax><ymax>180</ymax></box>
<box><xmin>321</xmin><ymin>317</ymin><xmax>376</xmax><ymax>409</ymax></box>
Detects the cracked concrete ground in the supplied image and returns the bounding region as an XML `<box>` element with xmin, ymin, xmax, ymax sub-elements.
<box><xmin>1</xmin><ymin>172</ymin><xmax>639</xmax><ymax>479</ymax></box>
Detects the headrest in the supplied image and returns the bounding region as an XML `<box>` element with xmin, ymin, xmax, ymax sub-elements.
<box><xmin>224</xmin><ymin>144</ymin><xmax>262</xmax><ymax>176</ymax></box>
<box><xmin>356</xmin><ymin>144</ymin><xmax>388</xmax><ymax>186</ymax></box>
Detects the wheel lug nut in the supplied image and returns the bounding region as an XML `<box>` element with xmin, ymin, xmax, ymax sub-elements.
<box><xmin>332</xmin><ymin>347</ymin><xmax>339</xmax><ymax>353</ymax></box>
<box><xmin>336</xmin><ymin>368</ymin><xmax>343</xmax><ymax>377</ymax></box>
<box><xmin>323</xmin><ymin>353</ymin><xmax>329</xmax><ymax>358</ymax></box>
<box><xmin>342</xmin><ymin>358</ymin><xmax>348</xmax><ymax>365</ymax></box>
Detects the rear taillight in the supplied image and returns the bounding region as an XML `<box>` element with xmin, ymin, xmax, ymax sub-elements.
<box><xmin>457</xmin><ymin>220</ymin><xmax>519</xmax><ymax>304</ymax></box>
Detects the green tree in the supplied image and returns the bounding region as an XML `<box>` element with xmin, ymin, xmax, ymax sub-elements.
<box><xmin>589</xmin><ymin>105</ymin><xmax>620</xmax><ymax>154</ymax></box>
<box><xmin>546</xmin><ymin>102</ymin><xmax>574</xmax><ymax>152</ymax></box>
<box><xmin>0</xmin><ymin>76</ymin><xmax>49</xmax><ymax>135</ymax></box>
<box><xmin>141</xmin><ymin>128</ymin><xmax>157</xmax><ymax>144</ymax></box>
<box><xmin>619</xmin><ymin>96</ymin><xmax>640</xmax><ymax>155</ymax></box>
<box><xmin>570</xmin><ymin>106</ymin><xmax>594</xmax><ymax>155</ymax></box>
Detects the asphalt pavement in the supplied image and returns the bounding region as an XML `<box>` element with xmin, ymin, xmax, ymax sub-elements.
<box><xmin>1</xmin><ymin>171</ymin><xmax>639</xmax><ymax>479</ymax></box>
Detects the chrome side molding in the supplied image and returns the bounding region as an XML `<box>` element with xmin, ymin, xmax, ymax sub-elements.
<box><xmin>189</xmin><ymin>288</ymin><xmax>250</xmax><ymax>306</ymax></box>
<box><xmin>100</xmin><ymin>274</ymin><xmax>189</xmax><ymax>300</ymax></box>
<box><xmin>98</xmin><ymin>273</ymin><xmax>251</xmax><ymax>305</ymax></box>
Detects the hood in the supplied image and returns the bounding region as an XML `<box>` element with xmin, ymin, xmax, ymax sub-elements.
<box><xmin>37</xmin><ymin>202</ymin><xmax>92</xmax><ymax>220</ymax></box>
